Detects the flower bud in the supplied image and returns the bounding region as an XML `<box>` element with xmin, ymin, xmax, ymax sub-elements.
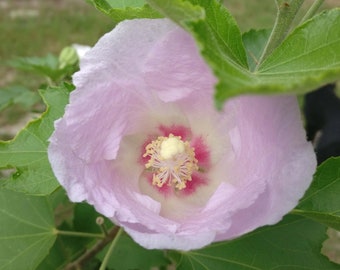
<box><xmin>58</xmin><ymin>46</ymin><xmax>78</xmax><ymax>69</ymax></box>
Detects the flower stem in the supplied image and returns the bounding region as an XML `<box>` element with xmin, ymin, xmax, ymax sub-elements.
<box><xmin>301</xmin><ymin>0</ymin><xmax>324</xmax><ymax>23</ymax></box>
<box><xmin>55</xmin><ymin>229</ymin><xmax>104</xmax><ymax>239</ymax></box>
<box><xmin>99</xmin><ymin>228</ymin><xmax>124</xmax><ymax>270</ymax></box>
<box><xmin>256</xmin><ymin>0</ymin><xmax>305</xmax><ymax>69</ymax></box>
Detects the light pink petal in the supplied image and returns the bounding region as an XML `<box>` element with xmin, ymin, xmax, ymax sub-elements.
<box><xmin>125</xmin><ymin>227</ymin><xmax>216</xmax><ymax>251</ymax></box>
<box><xmin>143</xmin><ymin>27</ymin><xmax>216</xmax><ymax>103</ymax></box>
<box><xmin>214</xmin><ymin>186</ymin><xmax>271</xmax><ymax>241</ymax></box>
<box><xmin>48</xmin><ymin>119</ymin><xmax>87</xmax><ymax>202</ymax></box>
<box><xmin>73</xmin><ymin>19</ymin><xmax>176</xmax><ymax>94</ymax></box>
<box><xmin>177</xmin><ymin>183</ymin><xmax>233</xmax><ymax>234</ymax></box>
<box><xmin>214</xmin><ymin>95</ymin><xmax>316</xmax><ymax>240</ymax></box>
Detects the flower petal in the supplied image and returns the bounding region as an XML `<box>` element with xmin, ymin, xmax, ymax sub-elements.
<box><xmin>215</xmin><ymin>95</ymin><xmax>316</xmax><ymax>240</ymax></box>
<box><xmin>125</xmin><ymin>227</ymin><xmax>216</xmax><ymax>251</ymax></box>
<box><xmin>73</xmin><ymin>19</ymin><xmax>176</xmax><ymax>91</ymax></box>
<box><xmin>143</xmin><ymin>27</ymin><xmax>216</xmax><ymax>103</ymax></box>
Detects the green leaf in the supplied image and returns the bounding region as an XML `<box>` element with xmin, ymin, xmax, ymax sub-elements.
<box><xmin>147</xmin><ymin>0</ymin><xmax>205</xmax><ymax>25</ymax></box>
<box><xmin>258</xmin><ymin>9</ymin><xmax>340</xmax><ymax>84</ymax></box>
<box><xmin>97</xmin><ymin>233</ymin><xmax>170</xmax><ymax>270</ymax></box>
<box><xmin>36</xmin><ymin>222</ymin><xmax>90</xmax><ymax>270</ymax></box>
<box><xmin>38</xmin><ymin>200</ymin><xmax>115</xmax><ymax>269</ymax></box>
<box><xmin>37</xmin><ymin>201</ymin><xmax>100</xmax><ymax>270</ymax></box>
<box><xmin>257</xmin><ymin>0</ymin><xmax>305</xmax><ymax>62</ymax></box>
<box><xmin>216</xmin><ymin>8</ymin><xmax>340</xmax><ymax>105</ymax></box>
<box><xmin>8</xmin><ymin>54</ymin><xmax>73</xmax><ymax>82</ymax></box>
<box><xmin>294</xmin><ymin>157</ymin><xmax>340</xmax><ymax>230</ymax></box>
<box><xmin>0</xmin><ymin>189</ymin><xmax>56</xmax><ymax>270</ymax></box>
<box><xmin>146</xmin><ymin>2</ymin><xmax>340</xmax><ymax>107</ymax></box>
<box><xmin>170</xmin><ymin>215</ymin><xmax>338</xmax><ymax>269</ymax></box>
<box><xmin>147</xmin><ymin>0</ymin><xmax>248</xmax><ymax>67</ymax></box>
<box><xmin>0</xmin><ymin>86</ymin><xmax>39</xmax><ymax>111</ymax></box>
<box><xmin>89</xmin><ymin>0</ymin><xmax>162</xmax><ymax>24</ymax></box>
<box><xmin>0</xmin><ymin>84</ymin><xmax>71</xmax><ymax>195</ymax></box>
<box><xmin>106</xmin><ymin>0</ymin><xmax>146</xmax><ymax>7</ymax></box>
<box><xmin>242</xmin><ymin>29</ymin><xmax>271</xmax><ymax>71</ymax></box>
<box><xmin>36</xmin><ymin>236</ymin><xmax>76</xmax><ymax>270</ymax></box>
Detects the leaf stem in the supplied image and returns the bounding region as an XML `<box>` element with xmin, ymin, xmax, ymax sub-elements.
<box><xmin>290</xmin><ymin>209</ymin><xmax>304</xmax><ymax>215</ymax></box>
<box><xmin>301</xmin><ymin>0</ymin><xmax>324</xmax><ymax>23</ymax></box>
<box><xmin>46</xmin><ymin>76</ymin><xmax>55</xmax><ymax>87</ymax></box>
<box><xmin>55</xmin><ymin>229</ymin><xmax>104</xmax><ymax>239</ymax></box>
<box><xmin>256</xmin><ymin>0</ymin><xmax>305</xmax><ymax>69</ymax></box>
<box><xmin>99</xmin><ymin>228</ymin><xmax>124</xmax><ymax>270</ymax></box>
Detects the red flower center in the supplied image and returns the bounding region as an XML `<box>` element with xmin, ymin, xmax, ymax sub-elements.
<box><xmin>141</xmin><ymin>125</ymin><xmax>211</xmax><ymax>196</ymax></box>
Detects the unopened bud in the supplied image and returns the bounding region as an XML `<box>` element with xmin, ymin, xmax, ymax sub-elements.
<box><xmin>59</xmin><ymin>46</ymin><xmax>78</xmax><ymax>69</ymax></box>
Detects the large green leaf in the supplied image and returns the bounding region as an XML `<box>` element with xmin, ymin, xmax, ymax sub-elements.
<box><xmin>36</xmin><ymin>235</ymin><xmax>81</xmax><ymax>270</ymax></box>
<box><xmin>211</xmin><ymin>7</ymin><xmax>340</xmax><ymax>107</ymax></box>
<box><xmin>170</xmin><ymin>215</ymin><xmax>338</xmax><ymax>269</ymax></box>
<box><xmin>147</xmin><ymin>0</ymin><xmax>205</xmax><ymax>26</ymax></box>
<box><xmin>294</xmin><ymin>157</ymin><xmax>340</xmax><ymax>230</ymax></box>
<box><xmin>0</xmin><ymin>84</ymin><xmax>71</xmax><ymax>195</ymax></box>
<box><xmin>147</xmin><ymin>0</ymin><xmax>248</xmax><ymax>69</ymax></box>
<box><xmin>0</xmin><ymin>189</ymin><xmax>56</xmax><ymax>270</ymax></box>
<box><xmin>89</xmin><ymin>0</ymin><xmax>162</xmax><ymax>24</ymax></box>
<box><xmin>36</xmin><ymin>223</ymin><xmax>92</xmax><ymax>270</ymax></box>
<box><xmin>146</xmin><ymin>1</ymin><xmax>340</xmax><ymax>107</ymax></box>
<box><xmin>254</xmin><ymin>8</ymin><xmax>340</xmax><ymax>90</ymax></box>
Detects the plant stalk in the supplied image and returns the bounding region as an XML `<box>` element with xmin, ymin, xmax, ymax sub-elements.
<box><xmin>55</xmin><ymin>229</ymin><xmax>104</xmax><ymax>239</ymax></box>
<box><xmin>301</xmin><ymin>0</ymin><xmax>324</xmax><ymax>22</ymax></box>
<box><xmin>99</xmin><ymin>228</ymin><xmax>124</xmax><ymax>270</ymax></box>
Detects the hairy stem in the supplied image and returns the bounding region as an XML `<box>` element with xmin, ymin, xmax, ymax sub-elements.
<box><xmin>256</xmin><ymin>0</ymin><xmax>304</xmax><ymax>69</ymax></box>
<box><xmin>99</xmin><ymin>228</ymin><xmax>124</xmax><ymax>270</ymax></box>
<box><xmin>63</xmin><ymin>226</ymin><xmax>121</xmax><ymax>270</ymax></box>
<box><xmin>55</xmin><ymin>229</ymin><xmax>104</xmax><ymax>239</ymax></box>
<box><xmin>301</xmin><ymin>0</ymin><xmax>324</xmax><ymax>22</ymax></box>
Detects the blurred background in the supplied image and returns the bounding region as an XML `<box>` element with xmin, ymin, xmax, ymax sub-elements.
<box><xmin>0</xmin><ymin>0</ymin><xmax>112</xmax><ymax>89</ymax></box>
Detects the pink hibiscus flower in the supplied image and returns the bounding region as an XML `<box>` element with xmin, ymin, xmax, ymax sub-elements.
<box><xmin>48</xmin><ymin>19</ymin><xmax>316</xmax><ymax>250</ymax></box>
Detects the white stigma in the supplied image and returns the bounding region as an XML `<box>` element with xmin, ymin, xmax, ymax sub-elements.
<box><xmin>160</xmin><ymin>136</ymin><xmax>185</xmax><ymax>160</ymax></box>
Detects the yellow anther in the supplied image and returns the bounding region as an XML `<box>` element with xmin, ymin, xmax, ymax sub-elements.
<box><xmin>143</xmin><ymin>134</ymin><xmax>198</xmax><ymax>190</ymax></box>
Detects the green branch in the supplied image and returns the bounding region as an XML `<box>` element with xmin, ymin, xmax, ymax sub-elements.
<box><xmin>99</xmin><ymin>228</ymin><xmax>124</xmax><ymax>270</ymax></box>
<box><xmin>301</xmin><ymin>0</ymin><xmax>324</xmax><ymax>22</ymax></box>
<box><xmin>54</xmin><ymin>229</ymin><xmax>104</xmax><ymax>239</ymax></box>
